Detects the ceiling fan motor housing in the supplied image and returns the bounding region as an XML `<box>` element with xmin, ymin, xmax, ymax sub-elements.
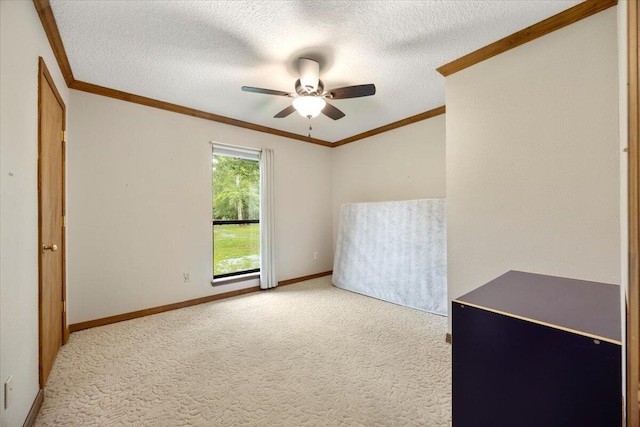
<box><xmin>298</xmin><ymin>57</ymin><xmax>320</xmax><ymax>93</ymax></box>
<box><xmin>295</xmin><ymin>79</ymin><xmax>324</xmax><ymax>96</ymax></box>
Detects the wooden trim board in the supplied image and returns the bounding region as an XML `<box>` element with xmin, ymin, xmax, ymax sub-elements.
<box><xmin>69</xmin><ymin>286</ymin><xmax>261</xmax><ymax>332</ymax></box>
<box><xmin>278</xmin><ymin>270</ymin><xmax>333</xmax><ymax>286</ymax></box>
<box><xmin>22</xmin><ymin>389</ymin><xmax>44</xmax><ymax>427</ymax></box>
<box><xmin>332</xmin><ymin>106</ymin><xmax>445</xmax><ymax>147</ymax></box>
<box><xmin>61</xmin><ymin>103</ymin><xmax>68</xmax><ymax>347</ymax></box>
<box><xmin>627</xmin><ymin>0</ymin><xmax>640</xmax><ymax>423</ymax></box>
<box><xmin>453</xmin><ymin>300</ymin><xmax>622</xmax><ymax>346</ymax></box>
<box><xmin>437</xmin><ymin>0</ymin><xmax>618</xmax><ymax>77</ymax></box>
<box><xmin>69</xmin><ymin>271</ymin><xmax>333</xmax><ymax>332</ymax></box>
<box><xmin>32</xmin><ymin>0</ymin><xmax>74</xmax><ymax>86</ymax></box>
<box><xmin>69</xmin><ymin>80</ymin><xmax>334</xmax><ymax>147</ymax></box>
<box><xmin>71</xmin><ymin>77</ymin><xmax>443</xmax><ymax>147</ymax></box>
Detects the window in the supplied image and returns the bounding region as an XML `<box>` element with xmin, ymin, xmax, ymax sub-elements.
<box><xmin>212</xmin><ymin>145</ymin><xmax>261</xmax><ymax>279</ymax></box>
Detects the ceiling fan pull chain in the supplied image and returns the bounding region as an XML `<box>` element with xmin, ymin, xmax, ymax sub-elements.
<box><xmin>308</xmin><ymin>118</ymin><xmax>312</xmax><ymax>138</ymax></box>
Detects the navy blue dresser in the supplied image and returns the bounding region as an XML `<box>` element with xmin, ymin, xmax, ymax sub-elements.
<box><xmin>452</xmin><ymin>271</ymin><xmax>621</xmax><ymax>427</ymax></box>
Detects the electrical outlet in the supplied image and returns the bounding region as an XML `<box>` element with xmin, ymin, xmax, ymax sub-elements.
<box><xmin>5</xmin><ymin>376</ymin><xmax>13</xmax><ymax>409</ymax></box>
<box><xmin>313</xmin><ymin>252</ymin><xmax>319</xmax><ymax>260</ymax></box>
<box><xmin>183</xmin><ymin>273</ymin><xmax>191</xmax><ymax>282</ymax></box>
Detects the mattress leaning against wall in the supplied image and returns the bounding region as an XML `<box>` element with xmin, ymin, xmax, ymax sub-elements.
<box><xmin>333</xmin><ymin>199</ymin><xmax>447</xmax><ymax>316</ymax></box>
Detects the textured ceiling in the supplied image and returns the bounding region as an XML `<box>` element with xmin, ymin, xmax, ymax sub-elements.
<box><xmin>50</xmin><ymin>0</ymin><xmax>581</xmax><ymax>143</ymax></box>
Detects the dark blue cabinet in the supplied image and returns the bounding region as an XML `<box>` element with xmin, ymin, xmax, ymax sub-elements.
<box><xmin>452</xmin><ymin>271</ymin><xmax>622</xmax><ymax>427</ymax></box>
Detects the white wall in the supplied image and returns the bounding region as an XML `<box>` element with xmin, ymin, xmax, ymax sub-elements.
<box><xmin>0</xmin><ymin>1</ymin><xmax>70</xmax><ymax>426</ymax></box>
<box><xmin>446</xmin><ymin>8</ymin><xmax>620</xmax><ymax>328</ymax></box>
<box><xmin>67</xmin><ymin>91</ymin><xmax>333</xmax><ymax>324</ymax></box>
<box><xmin>331</xmin><ymin>115</ymin><xmax>446</xmax><ymax>248</ymax></box>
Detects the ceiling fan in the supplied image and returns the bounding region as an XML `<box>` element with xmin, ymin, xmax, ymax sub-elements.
<box><xmin>241</xmin><ymin>58</ymin><xmax>376</xmax><ymax>121</ymax></box>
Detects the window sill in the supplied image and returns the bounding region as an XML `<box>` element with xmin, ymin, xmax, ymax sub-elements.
<box><xmin>211</xmin><ymin>272</ymin><xmax>260</xmax><ymax>287</ymax></box>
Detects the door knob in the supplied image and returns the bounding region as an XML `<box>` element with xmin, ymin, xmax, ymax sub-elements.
<box><xmin>42</xmin><ymin>243</ymin><xmax>58</xmax><ymax>252</ymax></box>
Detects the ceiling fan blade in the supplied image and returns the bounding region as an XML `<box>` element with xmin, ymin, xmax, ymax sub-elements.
<box><xmin>321</xmin><ymin>102</ymin><xmax>345</xmax><ymax>120</ymax></box>
<box><xmin>274</xmin><ymin>105</ymin><xmax>296</xmax><ymax>118</ymax></box>
<box><xmin>242</xmin><ymin>86</ymin><xmax>293</xmax><ymax>97</ymax></box>
<box><xmin>327</xmin><ymin>84</ymin><xmax>376</xmax><ymax>99</ymax></box>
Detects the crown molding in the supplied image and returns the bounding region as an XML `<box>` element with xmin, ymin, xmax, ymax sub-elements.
<box><xmin>69</xmin><ymin>80</ymin><xmax>334</xmax><ymax>147</ymax></box>
<box><xmin>332</xmin><ymin>106</ymin><xmax>446</xmax><ymax>147</ymax></box>
<box><xmin>437</xmin><ymin>0</ymin><xmax>618</xmax><ymax>77</ymax></box>
<box><xmin>33</xmin><ymin>0</ymin><xmax>74</xmax><ymax>86</ymax></box>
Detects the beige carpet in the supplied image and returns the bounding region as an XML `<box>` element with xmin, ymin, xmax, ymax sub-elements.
<box><xmin>36</xmin><ymin>276</ymin><xmax>451</xmax><ymax>426</ymax></box>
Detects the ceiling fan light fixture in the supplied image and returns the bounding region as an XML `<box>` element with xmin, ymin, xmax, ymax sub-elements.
<box><xmin>292</xmin><ymin>96</ymin><xmax>326</xmax><ymax>118</ymax></box>
<box><xmin>241</xmin><ymin>58</ymin><xmax>374</xmax><ymax>121</ymax></box>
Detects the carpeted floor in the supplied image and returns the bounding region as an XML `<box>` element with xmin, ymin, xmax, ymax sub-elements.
<box><xmin>36</xmin><ymin>276</ymin><xmax>451</xmax><ymax>426</ymax></box>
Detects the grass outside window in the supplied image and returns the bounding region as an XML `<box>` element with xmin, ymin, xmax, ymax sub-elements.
<box><xmin>213</xmin><ymin>223</ymin><xmax>260</xmax><ymax>276</ymax></box>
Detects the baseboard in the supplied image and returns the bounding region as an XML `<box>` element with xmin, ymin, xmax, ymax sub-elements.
<box><xmin>22</xmin><ymin>389</ymin><xmax>44</xmax><ymax>427</ymax></box>
<box><xmin>69</xmin><ymin>286</ymin><xmax>261</xmax><ymax>332</ymax></box>
<box><xmin>69</xmin><ymin>271</ymin><xmax>333</xmax><ymax>332</ymax></box>
<box><xmin>278</xmin><ymin>270</ymin><xmax>332</xmax><ymax>286</ymax></box>
<box><xmin>445</xmin><ymin>333</ymin><xmax>452</xmax><ymax>344</ymax></box>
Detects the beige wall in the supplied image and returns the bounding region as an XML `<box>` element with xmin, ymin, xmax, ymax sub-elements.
<box><xmin>0</xmin><ymin>2</ymin><xmax>71</xmax><ymax>426</ymax></box>
<box><xmin>446</xmin><ymin>8</ymin><xmax>620</xmax><ymax>329</ymax></box>
<box><xmin>70</xmin><ymin>91</ymin><xmax>446</xmax><ymax>325</ymax></box>
<box><xmin>331</xmin><ymin>115</ymin><xmax>446</xmax><ymax>249</ymax></box>
<box><xmin>67</xmin><ymin>90</ymin><xmax>333</xmax><ymax>324</ymax></box>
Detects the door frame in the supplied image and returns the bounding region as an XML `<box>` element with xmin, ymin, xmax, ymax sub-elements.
<box><xmin>37</xmin><ymin>56</ymin><xmax>68</xmax><ymax>388</ymax></box>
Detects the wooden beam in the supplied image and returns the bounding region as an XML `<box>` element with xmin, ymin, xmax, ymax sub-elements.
<box><xmin>437</xmin><ymin>0</ymin><xmax>618</xmax><ymax>77</ymax></box>
<box><xmin>333</xmin><ymin>106</ymin><xmax>446</xmax><ymax>147</ymax></box>
<box><xmin>32</xmin><ymin>0</ymin><xmax>74</xmax><ymax>86</ymax></box>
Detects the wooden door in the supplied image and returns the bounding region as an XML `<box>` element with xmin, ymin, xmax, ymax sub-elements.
<box><xmin>38</xmin><ymin>57</ymin><xmax>67</xmax><ymax>388</ymax></box>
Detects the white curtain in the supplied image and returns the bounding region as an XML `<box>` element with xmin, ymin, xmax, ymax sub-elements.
<box><xmin>259</xmin><ymin>148</ymin><xmax>277</xmax><ymax>289</ymax></box>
